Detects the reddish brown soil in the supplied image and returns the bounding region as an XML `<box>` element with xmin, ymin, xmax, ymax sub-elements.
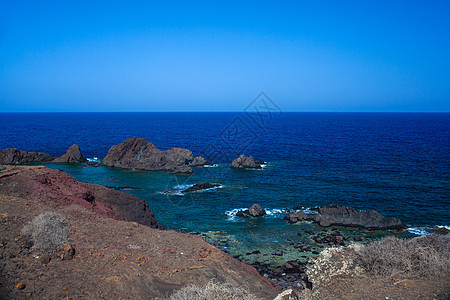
<box><xmin>0</xmin><ymin>165</ymin><xmax>278</xmax><ymax>299</ymax></box>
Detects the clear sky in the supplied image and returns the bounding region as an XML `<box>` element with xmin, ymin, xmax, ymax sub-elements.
<box><xmin>1</xmin><ymin>1</ymin><xmax>449</xmax><ymax>112</ymax></box>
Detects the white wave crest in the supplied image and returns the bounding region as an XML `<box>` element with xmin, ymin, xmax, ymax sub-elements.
<box><xmin>87</xmin><ymin>157</ymin><xmax>100</xmax><ymax>162</ymax></box>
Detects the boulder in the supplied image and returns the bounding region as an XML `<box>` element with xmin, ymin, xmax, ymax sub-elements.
<box><xmin>101</xmin><ymin>137</ymin><xmax>195</xmax><ymax>174</ymax></box>
<box><xmin>52</xmin><ymin>144</ymin><xmax>87</xmax><ymax>163</ymax></box>
<box><xmin>190</xmin><ymin>156</ymin><xmax>213</xmax><ymax>167</ymax></box>
<box><xmin>248</xmin><ymin>204</ymin><xmax>266</xmax><ymax>217</ymax></box>
<box><xmin>236</xmin><ymin>204</ymin><xmax>266</xmax><ymax>218</ymax></box>
<box><xmin>0</xmin><ymin>148</ymin><xmax>55</xmax><ymax>164</ymax></box>
<box><xmin>231</xmin><ymin>155</ymin><xmax>263</xmax><ymax>169</ymax></box>
<box><xmin>182</xmin><ymin>182</ymin><xmax>220</xmax><ymax>193</ymax></box>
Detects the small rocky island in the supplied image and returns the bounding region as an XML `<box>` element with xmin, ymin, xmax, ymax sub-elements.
<box><xmin>285</xmin><ymin>205</ymin><xmax>404</xmax><ymax>230</ymax></box>
<box><xmin>101</xmin><ymin>137</ymin><xmax>210</xmax><ymax>174</ymax></box>
<box><xmin>231</xmin><ymin>154</ymin><xmax>264</xmax><ymax>169</ymax></box>
<box><xmin>236</xmin><ymin>204</ymin><xmax>267</xmax><ymax>218</ymax></box>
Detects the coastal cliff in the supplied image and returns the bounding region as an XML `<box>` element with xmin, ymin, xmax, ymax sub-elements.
<box><xmin>0</xmin><ymin>165</ymin><xmax>278</xmax><ymax>299</ymax></box>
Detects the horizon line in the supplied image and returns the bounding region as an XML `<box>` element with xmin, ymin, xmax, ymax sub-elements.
<box><xmin>0</xmin><ymin>111</ymin><xmax>449</xmax><ymax>113</ymax></box>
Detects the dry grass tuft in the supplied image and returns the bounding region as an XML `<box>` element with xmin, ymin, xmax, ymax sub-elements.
<box><xmin>356</xmin><ymin>234</ymin><xmax>450</xmax><ymax>278</ymax></box>
<box><xmin>168</xmin><ymin>281</ymin><xmax>260</xmax><ymax>300</ymax></box>
<box><xmin>21</xmin><ymin>212</ymin><xmax>70</xmax><ymax>255</ymax></box>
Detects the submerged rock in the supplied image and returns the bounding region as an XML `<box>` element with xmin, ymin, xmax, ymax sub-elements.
<box><xmin>101</xmin><ymin>137</ymin><xmax>195</xmax><ymax>174</ymax></box>
<box><xmin>0</xmin><ymin>148</ymin><xmax>55</xmax><ymax>164</ymax></box>
<box><xmin>52</xmin><ymin>144</ymin><xmax>87</xmax><ymax>163</ymax></box>
<box><xmin>182</xmin><ymin>182</ymin><xmax>220</xmax><ymax>193</ymax></box>
<box><xmin>231</xmin><ymin>155</ymin><xmax>263</xmax><ymax>169</ymax></box>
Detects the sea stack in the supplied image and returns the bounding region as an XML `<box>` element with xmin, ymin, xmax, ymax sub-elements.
<box><xmin>101</xmin><ymin>137</ymin><xmax>195</xmax><ymax>174</ymax></box>
<box><xmin>52</xmin><ymin>144</ymin><xmax>88</xmax><ymax>163</ymax></box>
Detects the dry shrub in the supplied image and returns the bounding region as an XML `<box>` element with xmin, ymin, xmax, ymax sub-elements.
<box><xmin>21</xmin><ymin>212</ymin><xmax>70</xmax><ymax>255</ymax></box>
<box><xmin>168</xmin><ymin>281</ymin><xmax>259</xmax><ymax>300</ymax></box>
<box><xmin>357</xmin><ymin>234</ymin><xmax>450</xmax><ymax>278</ymax></box>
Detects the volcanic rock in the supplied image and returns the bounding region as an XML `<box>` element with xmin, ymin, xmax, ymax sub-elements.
<box><xmin>0</xmin><ymin>165</ymin><xmax>160</xmax><ymax>229</ymax></box>
<box><xmin>182</xmin><ymin>182</ymin><xmax>220</xmax><ymax>193</ymax></box>
<box><xmin>190</xmin><ymin>156</ymin><xmax>213</xmax><ymax>167</ymax></box>
<box><xmin>52</xmin><ymin>144</ymin><xmax>88</xmax><ymax>163</ymax></box>
<box><xmin>285</xmin><ymin>205</ymin><xmax>404</xmax><ymax>230</ymax></box>
<box><xmin>248</xmin><ymin>204</ymin><xmax>266</xmax><ymax>217</ymax></box>
<box><xmin>317</xmin><ymin>205</ymin><xmax>404</xmax><ymax>230</ymax></box>
<box><xmin>0</xmin><ymin>148</ymin><xmax>55</xmax><ymax>164</ymax></box>
<box><xmin>236</xmin><ymin>204</ymin><xmax>266</xmax><ymax>218</ymax></box>
<box><xmin>101</xmin><ymin>137</ymin><xmax>195</xmax><ymax>174</ymax></box>
<box><xmin>231</xmin><ymin>155</ymin><xmax>263</xmax><ymax>169</ymax></box>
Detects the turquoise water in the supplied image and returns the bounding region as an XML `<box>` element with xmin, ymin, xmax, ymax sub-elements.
<box><xmin>2</xmin><ymin>112</ymin><xmax>449</xmax><ymax>267</ymax></box>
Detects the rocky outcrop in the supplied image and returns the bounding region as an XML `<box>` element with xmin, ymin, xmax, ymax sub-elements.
<box><xmin>0</xmin><ymin>148</ymin><xmax>55</xmax><ymax>164</ymax></box>
<box><xmin>182</xmin><ymin>182</ymin><xmax>220</xmax><ymax>193</ymax></box>
<box><xmin>231</xmin><ymin>155</ymin><xmax>263</xmax><ymax>169</ymax></box>
<box><xmin>285</xmin><ymin>205</ymin><xmax>404</xmax><ymax>230</ymax></box>
<box><xmin>317</xmin><ymin>205</ymin><xmax>404</xmax><ymax>229</ymax></box>
<box><xmin>236</xmin><ymin>204</ymin><xmax>266</xmax><ymax>218</ymax></box>
<box><xmin>0</xmin><ymin>165</ymin><xmax>278</xmax><ymax>299</ymax></box>
<box><xmin>52</xmin><ymin>144</ymin><xmax>88</xmax><ymax>163</ymax></box>
<box><xmin>101</xmin><ymin>137</ymin><xmax>195</xmax><ymax>174</ymax></box>
<box><xmin>0</xmin><ymin>165</ymin><xmax>160</xmax><ymax>228</ymax></box>
<box><xmin>190</xmin><ymin>156</ymin><xmax>213</xmax><ymax>167</ymax></box>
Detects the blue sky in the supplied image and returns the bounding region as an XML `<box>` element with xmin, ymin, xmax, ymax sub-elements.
<box><xmin>1</xmin><ymin>1</ymin><xmax>449</xmax><ymax>112</ymax></box>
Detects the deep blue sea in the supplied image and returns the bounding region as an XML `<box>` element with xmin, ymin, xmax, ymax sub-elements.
<box><xmin>1</xmin><ymin>112</ymin><xmax>449</xmax><ymax>266</ymax></box>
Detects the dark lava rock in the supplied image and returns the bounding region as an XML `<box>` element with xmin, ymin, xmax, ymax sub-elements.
<box><xmin>317</xmin><ymin>205</ymin><xmax>404</xmax><ymax>230</ymax></box>
<box><xmin>248</xmin><ymin>204</ymin><xmax>266</xmax><ymax>217</ymax></box>
<box><xmin>231</xmin><ymin>155</ymin><xmax>263</xmax><ymax>169</ymax></box>
<box><xmin>0</xmin><ymin>148</ymin><xmax>55</xmax><ymax>164</ymax></box>
<box><xmin>190</xmin><ymin>156</ymin><xmax>213</xmax><ymax>167</ymax></box>
<box><xmin>52</xmin><ymin>144</ymin><xmax>88</xmax><ymax>163</ymax></box>
<box><xmin>183</xmin><ymin>182</ymin><xmax>220</xmax><ymax>193</ymax></box>
<box><xmin>285</xmin><ymin>204</ymin><xmax>404</xmax><ymax>230</ymax></box>
<box><xmin>236</xmin><ymin>204</ymin><xmax>266</xmax><ymax>218</ymax></box>
<box><xmin>236</xmin><ymin>209</ymin><xmax>251</xmax><ymax>218</ymax></box>
<box><xmin>101</xmin><ymin>137</ymin><xmax>195</xmax><ymax>174</ymax></box>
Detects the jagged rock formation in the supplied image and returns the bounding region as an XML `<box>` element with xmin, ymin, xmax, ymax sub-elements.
<box><xmin>0</xmin><ymin>148</ymin><xmax>55</xmax><ymax>164</ymax></box>
<box><xmin>52</xmin><ymin>144</ymin><xmax>88</xmax><ymax>163</ymax></box>
<box><xmin>101</xmin><ymin>137</ymin><xmax>195</xmax><ymax>174</ymax></box>
<box><xmin>285</xmin><ymin>205</ymin><xmax>404</xmax><ymax>230</ymax></box>
<box><xmin>231</xmin><ymin>155</ymin><xmax>263</xmax><ymax>169</ymax></box>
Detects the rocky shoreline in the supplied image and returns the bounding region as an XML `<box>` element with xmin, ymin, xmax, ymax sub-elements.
<box><xmin>0</xmin><ymin>165</ymin><xmax>278</xmax><ymax>299</ymax></box>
